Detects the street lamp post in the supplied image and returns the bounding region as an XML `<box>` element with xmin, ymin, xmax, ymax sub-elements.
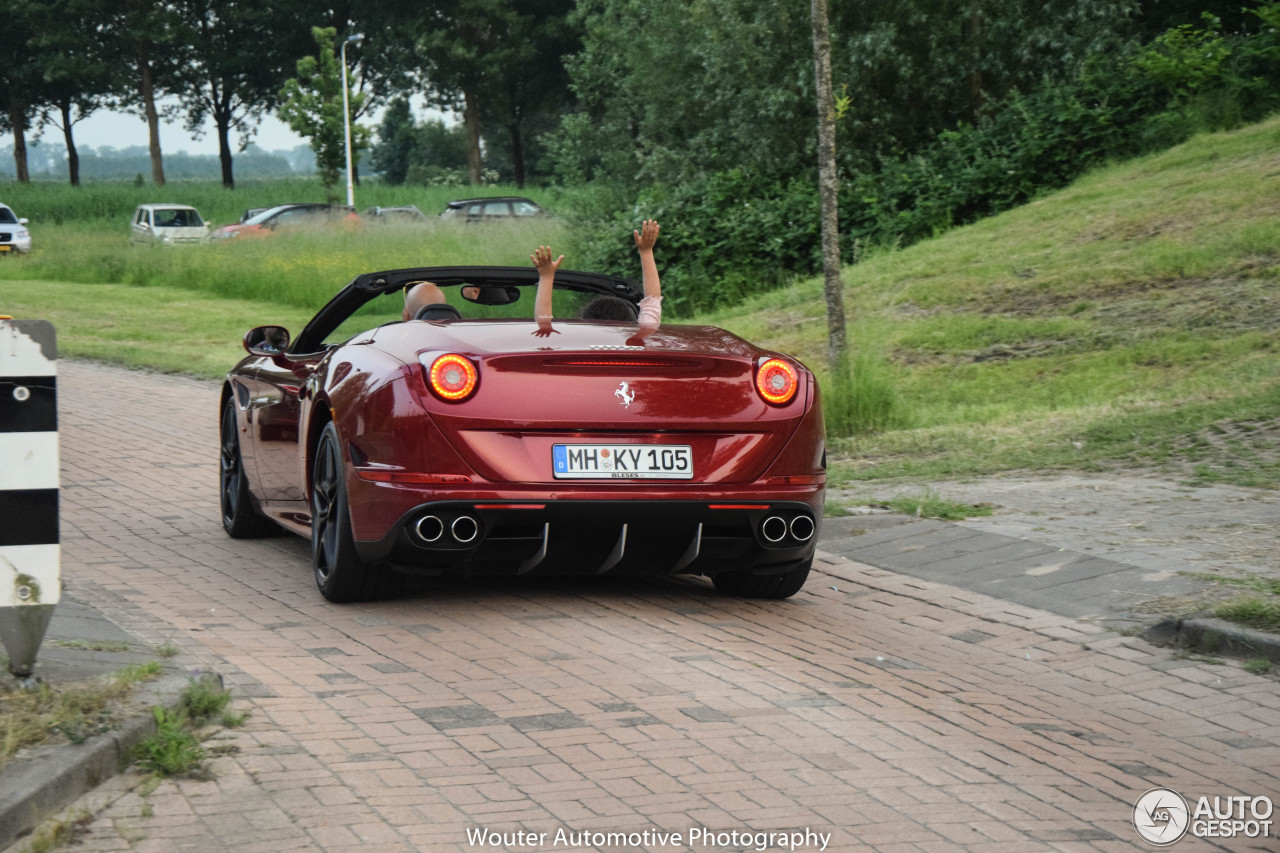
<box><xmin>340</xmin><ymin>33</ymin><xmax>365</xmax><ymax>208</ymax></box>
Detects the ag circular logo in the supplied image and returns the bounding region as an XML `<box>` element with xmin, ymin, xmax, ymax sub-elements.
<box><xmin>1134</xmin><ymin>788</ymin><xmax>1190</xmax><ymax>845</ymax></box>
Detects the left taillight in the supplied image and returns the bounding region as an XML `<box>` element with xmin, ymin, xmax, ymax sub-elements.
<box><xmin>755</xmin><ymin>357</ymin><xmax>799</xmax><ymax>405</ymax></box>
<box><xmin>422</xmin><ymin>353</ymin><xmax>478</xmax><ymax>401</ymax></box>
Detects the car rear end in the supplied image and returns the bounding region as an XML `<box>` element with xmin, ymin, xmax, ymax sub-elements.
<box><xmin>334</xmin><ymin>321</ymin><xmax>824</xmax><ymax>583</ymax></box>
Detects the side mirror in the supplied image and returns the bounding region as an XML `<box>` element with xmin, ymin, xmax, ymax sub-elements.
<box><xmin>460</xmin><ymin>284</ymin><xmax>521</xmax><ymax>306</ymax></box>
<box><xmin>244</xmin><ymin>325</ymin><xmax>291</xmax><ymax>358</ymax></box>
<box><xmin>18</xmin><ymin>218</ymin><xmax>28</xmax><ymax>226</ymax></box>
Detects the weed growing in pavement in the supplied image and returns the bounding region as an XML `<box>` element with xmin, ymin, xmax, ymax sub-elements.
<box><xmin>1243</xmin><ymin>657</ymin><xmax>1273</xmax><ymax>675</ymax></box>
<box><xmin>824</xmin><ymin>502</ymin><xmax>851</xmax><ymax>518</ymax></box>
<box><xmin>132</xmin><ymin>675</ymin><xmax>242</xmax><ymax>778</ymax></box>
<box><xmin>1215</xmin><ymin>596</ymin><xmax>1280</xmax><ymax>633</ymax></box>
<box><xmin>181</xmin><ymin>674</ymin><xmax>232</xmax><ymax>723</ymax></box>
<box><xmin>0</xmin><ymin>661</ymin><xmax>162</xmax><ymax>766</ymax></box>
<box><xmin>19</xmin><ymin>808</ymin><xmax>91</xmax><ymax>853</ymax></box>
<box><xmin>155</xmin><ymin>642</ymin><xmax>180</xmax><ymax>658</ymax></box>
<box><xmin>220</xmin><ymin>708</ymin><xmax>248</xmax><ymax>728</ymax></box>
<box><xmin>880</xmin><ymin>489</ymin><xmax>994</xmax><ymax>521</ymax></box>
<box><xmin>133</xmin><ymin>706</ymin><xmax>206</xmax><ymax>777</ymax></box>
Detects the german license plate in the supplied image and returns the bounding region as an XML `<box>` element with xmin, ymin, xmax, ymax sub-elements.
<box><xmin>553</xmin><ymin>444</ymin><xmax>693</xmax><ymax>479</ymax></box>
<box><xmin>0</xmin><ymin>246</ymin><xmax>10</xmax><ymax>253</ymax></box>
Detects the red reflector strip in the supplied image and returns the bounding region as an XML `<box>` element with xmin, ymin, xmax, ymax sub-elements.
<box><xmin>765</xmin><ymin>475</ymin><xmax>827</xmax><ymax>485</ymax></box>
<box><xmin>473</xmin><ymin>504</ymin><xmax>546</xmax><ymax>510</ymax></box>
<box><xmin>709</xmin><ymin>504</ymin><xmax>770</xmax><ymax>510</ymax></box>
<box><xmin>355</xmin><ymin>470</ymin><xmax>472</xmax><ymax>484</ymax></box>
<box><xmin>550</xmin><ymin>360</ymin><xmax>670</xmax><ymax>367</ymax></box>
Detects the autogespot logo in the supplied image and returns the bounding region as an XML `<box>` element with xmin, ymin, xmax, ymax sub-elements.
<box><xmin>1134</xmin><ymin>788</ymin><xmax>1191</xmax><ymax>845</ymax></box>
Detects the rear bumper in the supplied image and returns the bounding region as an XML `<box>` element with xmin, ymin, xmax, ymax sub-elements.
<box><xmin>354</xmin><ymin>499</ymin><xmax>821</xmax><ymax>578</ymax></box>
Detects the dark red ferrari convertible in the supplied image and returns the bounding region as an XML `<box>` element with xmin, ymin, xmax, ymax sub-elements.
<box><xmin>220</xmin><ymin>267</ymin><xmax>825</xmax><ymax>602</ymax></box>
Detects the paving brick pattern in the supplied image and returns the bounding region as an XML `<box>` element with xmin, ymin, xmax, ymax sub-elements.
<box><xmin>7</xmin><ymin>362</ymin><xmax>1278</xmax><ymax>853</ymax></box>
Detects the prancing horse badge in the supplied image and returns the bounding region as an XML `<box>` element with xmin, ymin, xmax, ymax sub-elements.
<box><xmin>614</xmin><ymin>381</ymin><xmax>635</xmax><ymax>408</ymax></box>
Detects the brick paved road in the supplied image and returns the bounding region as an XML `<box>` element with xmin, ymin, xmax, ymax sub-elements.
<box><xmin>11</xmin><ymin>362</ymin><xmax>1279</xmax><ymax>853</ymax></box>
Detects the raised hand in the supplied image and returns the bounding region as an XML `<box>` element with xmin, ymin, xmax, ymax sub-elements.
<box><xmin>531</xmin><ymin>245</ymin><xmax>564</xmax><ymax>275</ymax></box>
<box><xmin>633</xmin><ymin>219</ymin><xmax>660</xmax><ymax>252</ymax></box>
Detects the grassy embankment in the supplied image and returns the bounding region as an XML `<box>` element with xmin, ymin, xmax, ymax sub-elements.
<box><xmin>706</xmin><ymin>116</ymin><xmax>1280</xmax><ymax>490</ymax></box>
<box><xmin>2</xmin><ymin>120</ymin><xmax>1279</xmax><ymax>487</ymax></box>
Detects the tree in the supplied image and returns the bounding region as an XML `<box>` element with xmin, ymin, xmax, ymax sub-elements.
<box><xmin>377</xmin><ymin>0</ymin><xmax>579</xmax><ymax>186</ymax></box>
<box><xmin>24</xmin><ymin>0</ymin><xmax>117</xmax><ymax>186</ymax></box>
<box><xmin>371</xmin><ymin>96</ymin><xmax>415</xmax><ymax>184</ymax></box>
<box><xmin>0</xmin><ymin>0</ymin><xmax>41</xmax><ymax>182</ymax></box>
<box><xmin>279</xmin><ymin>26</ymin><xmax>369</xmax><ymax>203</ymax></box>
<box><xmin>173</xmin><ymin>0</ymin><xmax>305</xmax><ymax>188</ymax></box>
<box><xmin>812</xmin><ymin>0</ymin><xmax>845</xmax><ymax>371</ymax></box>
<box><xmin>98</xmin><ymin>0</ymin><xmax>189</xmax><ymax>186</ymax></box>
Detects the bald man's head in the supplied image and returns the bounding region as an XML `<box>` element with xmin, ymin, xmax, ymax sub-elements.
<box><xmin>403</xmin><ymin>281</ymin><xmax>447</xmax><ymax>321</ymax></box>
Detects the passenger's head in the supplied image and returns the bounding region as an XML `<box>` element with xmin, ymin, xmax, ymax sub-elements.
<box><xmin>579</xmin><ymin>296</ymin><xmax>639</xmax><ymax>321</ymax></box>
<box><xmin>403</xmin><ymin>281</ymin><xmax>447</xmax><ymax>321</ymax></box>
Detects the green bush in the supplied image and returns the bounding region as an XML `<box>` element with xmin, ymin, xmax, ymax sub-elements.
<box><xmin>565</xmin><ymin>170</ymin><xmax>822</xmax><ymax>317</ymax></box>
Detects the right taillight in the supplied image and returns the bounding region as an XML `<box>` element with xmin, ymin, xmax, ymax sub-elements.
<box><xmin>755</xmin><ymin>358</ymin><xmax>798</xmax><ymax>405</ymax></box>
<box><xmin>424</xmin><ymin>353</ymin><xmax>478</xmax><ymax>401</ymax></box>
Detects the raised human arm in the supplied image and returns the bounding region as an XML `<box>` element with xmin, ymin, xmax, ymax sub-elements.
<box><xmin>530</xmin><ymin>245</ymin><xmax>563</xmax><ymax>336</ymax></box>
<box><xmin>633</xmin><ymin>219</ymin><xmax>661</xmax><ymax>300</ymax></box>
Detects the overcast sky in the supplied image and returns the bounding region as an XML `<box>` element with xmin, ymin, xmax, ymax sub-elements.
<box><xmin>61</xmin><ymin>96</ymin><xmax>455</xmax><ymax>157</ymax></box>
<box><xmin>69</xmin><ymin>102</ymin><xmax>308</xmax><ymax>156</ymax></box>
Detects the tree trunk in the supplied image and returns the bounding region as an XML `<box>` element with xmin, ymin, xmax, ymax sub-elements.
<box><xmin>463</xmin><ymin>88</ymin><xmax>483</xmax><ymax>185</ymax></box>
<box><xmin>8</xmin><ymin>100</ymin><xmax>30</xmax><ymax>184</ymax></box>
<box><xmin>968</xmin><ymin>4</ymin><xmax>984</xmax><ymax>120</ymax></box>
<box><xmin>139</xmin><ymin>58</ymin><xmax>165</xmax><ymax>186</ymax></box>
<box><xmin>216</xmin><ymin>115</ymin><xmax>235</xmax><ymax>189</ymax></box>
<box><xmin>508</xmin><ymin>120</ymin><xmax>525</xmax><ymax>189</ymax></box>
<box><xmin>811</xmin><ymin>0</ymin><xmax>846</xmax><ymax>371</ymax></box>
<box><xmin>60</xmin><ymin>101</ymin><xmax>80</xmax><ymax>187</ymax></box>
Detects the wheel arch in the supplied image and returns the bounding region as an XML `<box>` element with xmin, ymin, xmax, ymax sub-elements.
<box><xmin>305</xmin><ymin>400</ymin><xmax>335</xmax><ymax>501</ymax></box>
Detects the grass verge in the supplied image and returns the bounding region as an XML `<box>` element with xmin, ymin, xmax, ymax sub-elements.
<box><xmin>0</xmin><ymin>661</ymin><xmax>162</xmax><ymax>768</ymax></box>
<box><xmin>878</xmin><ymin>489</ymin><xmax>994</xmax><ymax>521</ymax></box>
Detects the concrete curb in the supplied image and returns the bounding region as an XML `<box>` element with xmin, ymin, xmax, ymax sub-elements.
<box><xmin>0</xmin><ymin>673</ymin><xmax>201</xmax><ymax>850</ymax></box>
<box><xmin>1142</xmin><ymin>616</ymin><xmax>1280</xmax><ymax>665</ymax></box>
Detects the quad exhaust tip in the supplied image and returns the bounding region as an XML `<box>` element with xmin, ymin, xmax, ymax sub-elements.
<box><xmin>761</xmin><ymin>515</ymin><xmax>788</xmax><ymax>543</ymax></box>
<box><xmin>415</xmin><ymin>515</ymin><xmax>444</xmax><ymax>543</ymax></box>
<box><xmin>789</xmin><ymin>515</ymin><xmax>815</xmax><ymax>542</ymax></box>
<box><xmin>451</xmin><ymin>515</ymin><xmax>479</xmax><ymax>544</ymax></box>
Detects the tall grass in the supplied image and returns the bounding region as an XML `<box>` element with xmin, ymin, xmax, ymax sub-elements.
<box><xmin>0</xmin><ymin>178</ymin><xmax>561</xmax><ymax>227</ymax></box>
<box><xmin>2</xmin><ymin>216</ymin><xmax>568</xmax><ymax>310</ymax></box>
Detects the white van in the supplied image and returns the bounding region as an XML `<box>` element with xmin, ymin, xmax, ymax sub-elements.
<box><xmin>130</xmin><ymin>204</ymin><xmax>210</xmax><ymax>245</ymax></box>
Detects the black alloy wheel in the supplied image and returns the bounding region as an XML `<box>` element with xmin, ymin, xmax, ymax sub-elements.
<box><xmin>310</xmin><ymin>421</ymin><xmax>400</xmax><ymax>602</ymax></box>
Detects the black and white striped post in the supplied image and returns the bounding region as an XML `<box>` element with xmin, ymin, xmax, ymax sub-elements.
<box><xmin>0</xmin><ymin>317</ymin><xmax>59</xmax><ymax>679</ymax></box>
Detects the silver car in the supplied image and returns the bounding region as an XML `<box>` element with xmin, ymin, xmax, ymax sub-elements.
<box><xmin>0</xmin><ymin>203</ymin><xmax>31</xmax><ymax>254</ymax></box>
<box><xmin>130</xmin><ymin>204</ymin><xmax>210</xmax><ymax>245</ymax></box>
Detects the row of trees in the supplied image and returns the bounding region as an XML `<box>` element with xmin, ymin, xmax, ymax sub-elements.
<box><xmin>0</xmin><ymin>0</ymin><xmax>577</xmax><ymax>190</ymax></box>
<box><xmin>4</xmin><ymin>1</ymin><xmax>1239</xmax><ymax>193</ymax></box>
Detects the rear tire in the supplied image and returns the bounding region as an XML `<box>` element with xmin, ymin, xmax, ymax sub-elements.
<box><xmin>713</xmin><ymin>559</ymin><xmax>811</xmax><ymax>599</ymax></box>
<box><xmin>311</xmin><ymin>422</ymin><xmax>401</xmax><ymax>602</ymax></box>
<box><xmin>220</xmin><ymin>397</ymin><xmax>278</xmax><ymax>539</ymax></box>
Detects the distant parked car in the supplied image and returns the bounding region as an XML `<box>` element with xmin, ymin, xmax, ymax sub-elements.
<box><xmin>211</xmin><ymin>204</ymin><xmax>359</xmax><ymax>240</ymax></box>
<box><xmin>0</xmin><ymin>203</ymin><xmax>32</xmax><ymax>255</ymax></box>
<box><xmin>438</xmin><ymin>196</ymin><xmax>547</xmax><ymax>222</ymax></box>
<box><xmin>238</xmin><ymin>207</ymin><xmax>269</xmax><ymax>223</ymax></box>
<box><xmin>130</xmin><ymin>204</ymin><xmax>210</xmax><ymax>245</ymax></box>
<box><xmin>363</xmin><ymin>205</ymin><xmax>427</xmax><ymax>223</ymax></box>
